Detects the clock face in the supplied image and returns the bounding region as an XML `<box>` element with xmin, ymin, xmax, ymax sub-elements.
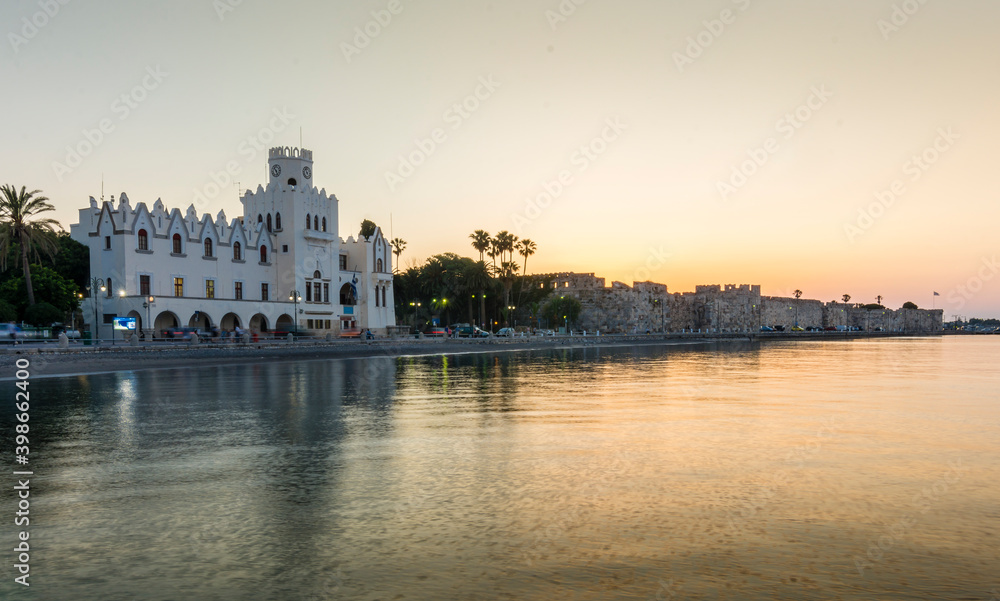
<box><xmin>270</xmin><ymin>164</ymin><xmax>281</xmax><ymax>177</ymax></box>
<box><xmin>302</xmin><ymin>165</ymin><xmax>312</xmax><ymax>179</ymax></box>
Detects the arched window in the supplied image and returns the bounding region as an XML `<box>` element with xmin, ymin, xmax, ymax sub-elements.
<box><xmin>172</xmin><ymin>233</ymin><xmax>182</xmax><ymax>254</ymax></box>
<box><xmin>322</xmin><ymin>217</ymin><xmax>327</xmax><ymax>232</ymax></box>
<box><xmin>260</xmin><ymin>245</ymin><xmax>268</xmax><ymax>263</ymax></box>
<box><xmin>137</xmin><ymin>229</ymin><xmax>148</xmax><ymax>251</ymax></box>
<box><xmin>233</xmin><ymin>241</ymin><xmax>242</xmax><ymax>261</ymax></box>
<box><xmin>314</xmin><ymin>216</ymin><xmax>319</xmax><ymax>230</ymax></box>
<box><xmin>313</xmin><ymin>270</ymin><xmax>321</xmax><ymax>279</ymax></box>
<box><xmin>266</xmin><ymin>214</ymin><xmax>272</xmax><ymax>232</ymax></box>
<box><xmin>339</xmin><ymin>283</ymin><xmax>357</xmax><ymax>306</ymax></box>
<box><xmin>106</xmin><ymin>278</ymin><xmax>113</xmax><ymax>298</ymax></box>
<box><xmin>305</xmin><ymin>213</ymin><xmax>311</xmax><ymax>229</ymax></box>
<box><xmin>275</xmin><ymin>212</ymin><xmax>282</xmax><ymax>230</ymax></box>
<box><xmin>257</xmin><ymin>214</ymin><xmax>263</xmax><ymax>225</ymax></box>
<box><xmin>377</xmin><ymin>258</ymin><xmax>383</xmax><ymax>272</ymax></box>
<box><xmin>204</xmin><ymin>238</ymin><xmax>213</xmax><ymax>257</ymax></box>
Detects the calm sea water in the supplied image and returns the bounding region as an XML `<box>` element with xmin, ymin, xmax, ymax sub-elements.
<box><xmin>2</xmin><ymin>337</ymin><xmax>998</xmax><ymax>600</ymax></box>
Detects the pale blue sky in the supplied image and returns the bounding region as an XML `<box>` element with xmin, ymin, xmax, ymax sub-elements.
<box><xmin>3</xmin><ymin>0</ymin><xmax>998</xmax><ymax>317</ymax></box>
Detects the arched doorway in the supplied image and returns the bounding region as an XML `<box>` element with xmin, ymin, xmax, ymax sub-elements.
<box><xmin>249</xmin><ymin>313</ymin><xmax>269</xmax><ymax>333</ymax></box>
<box><xmin>220</xmin><ymin>312</ymin><xmax>241</xmax><ymax>331</ymax></box>
<box><xmin>154</xmin><ymin>311</ymin><xmax>179</xmax><ymax>337</ymax></box>
<box><xmin>188</xmin><ymin>311</ymin><xmax>213</xmax><ymax>330</ymax></box>
<box><xmin>127</xmin><ymin>310</ymin><xmax>143</xmax><ymax>340</ymax></box>
<box><xmin>275</xmin><ymin>314</ymin><xmax>293</xmax><ymax>334</ymax></box>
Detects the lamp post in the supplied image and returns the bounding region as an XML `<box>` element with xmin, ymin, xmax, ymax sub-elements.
<box><xmin>114</xmin><ymin>289</ymin><xmax>126</xmax><ymax>345</ymax></box>
<box><xmin>85</xmin><ymin>277</ymin><xmax>106</xmax><ymax>345</ymax></box>
<box><xmin>506</xmin><ymin>305</ymin><xmax>515</xmax><ymax>328</ymax></box>
<box><xmin>142</xmin><ymin>296</ymin><xmax>155</xmax><ymax>340</ymax></box>
<box><xmin>289</xmin><ymin>290</ymin><xmax>302</xmax><ymax>331</ymax></box>
<box><xmin>75</xmin><ymin>293</ymin><xmax>83</xmax><ymax>334</ymax></box>
<box><xmin>409</xmin><ymin>301</ymin><xmax>421</xmax><ymax>330</ymax></box>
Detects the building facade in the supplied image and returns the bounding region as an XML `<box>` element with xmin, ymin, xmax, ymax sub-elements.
<box><xmin>70</xmin><ymin>147</ymin><xmax>396</xmax><ymax>340</ymax></box>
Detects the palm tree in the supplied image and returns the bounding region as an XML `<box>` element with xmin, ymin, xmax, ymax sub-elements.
<box><xmin>792</xmin><ymin>289</ymin><xmax>803</xmax><ymax>327</ymax></box>
<box><xmin>464</xmin><ymin>261</ymin><xmax>491</xmax><ymax>328</ymax></box>
<box><xmin>0</xmin><ymin>185</ymin><xmax>61</xmax><ymax>306</ymax></box>
<box><xmin>488</xmin><ymin>236</ymin><xmax>501</xmax><ymax>273</ymax></box>
<box><xmin>842</xmin><ymin>294</ymin><xmax>851</xmax><ymax>304</ymax></box>
<box><xmin>469</xmin><ymin>230</ymin><xmax>490</xmax><ymax>263</ymax></box>
<box><xmin>495</xmin><ymin>230</ymin><xmax>516</xmax><ymax>265</ymax></box>
<box><xmin>516</xmin><ymin>238</ymin><xmax>536</xmax><ymax>275</ymax></box>
<box><xmin>390</xmin><ymin>237</ymin><xmax>406</xmax><ymax>273</ymax></box>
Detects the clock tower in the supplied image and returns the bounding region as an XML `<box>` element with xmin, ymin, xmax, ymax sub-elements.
<box><xmin>267</xmin><ymin>146</ymin><xmax>314</xmax><ymax>188</ymax></box>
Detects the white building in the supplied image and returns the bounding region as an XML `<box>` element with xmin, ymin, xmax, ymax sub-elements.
<box><xmin>70</xmin><ymin>147</ymin><xmax>396</xmax><ymax>340</ymax></box>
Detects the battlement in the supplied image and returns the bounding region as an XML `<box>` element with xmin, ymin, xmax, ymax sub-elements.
<box><xmin>269</xmin><ymin>146</ymin><xmax>312</xmax><ymax>160</ymax></box>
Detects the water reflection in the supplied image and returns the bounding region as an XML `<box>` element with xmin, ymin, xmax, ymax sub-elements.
<box><xmin>1</xmin><ymin>338</ymin><xmax>997</xmax><ymax>600</ymax></box>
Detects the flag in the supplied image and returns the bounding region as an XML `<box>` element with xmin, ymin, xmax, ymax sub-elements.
<box><xmin>349</xmin><ymin>275</ymin><xmax>358</xmax><ymax>299</ymax></box>
<box><xmin>933</xmin><ymin>291</ymin><xmax>940</xmax><ymax>296</ymax></box>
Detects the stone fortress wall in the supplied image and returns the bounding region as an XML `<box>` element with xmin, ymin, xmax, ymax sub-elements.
<box><xmin>532</xmin><ymin>273</ymin><xmax>943</xmax><ymax>334</ymax></box>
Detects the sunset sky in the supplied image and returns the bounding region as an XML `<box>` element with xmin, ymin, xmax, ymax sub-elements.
<box><xmin>3</xmin><ymin>0</ymin><xmax>998</xmax><ymax>317</ymax></box>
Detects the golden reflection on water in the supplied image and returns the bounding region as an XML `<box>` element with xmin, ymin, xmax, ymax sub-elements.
<box><xmin>4</xmin><ymin>337</ymin><xmax>998</xmax><ymax>600</ymax></box>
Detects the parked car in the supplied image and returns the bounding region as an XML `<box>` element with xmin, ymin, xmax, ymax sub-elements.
<box><xmin>496</xmin><ymin>327</ymin><xmax>515</xmax><ymax>337</ymax></box>
<box><xmin>773</xmin><ymin>325</ymin><xmax>785</xmax><ymax>332</ymax></box>
<box><xmin>805</xmin><ymin>326</ymin><xmax>822</xmax><ymax>332</ymax></box>
<box><xmin>791</xmin><ymin>326</ymin><xmax>805</xmax><ymax>332</ymax></box>
<box><xmin>453</xmin><ymin>324</ymin><xmax>488</xmax><ymax>338</ymax></box>
<box><xmin>760</xmin><ymin>326</ymin><xmax>774</xmax><ymax>332</ymax></box>
<box><xmin>0</xmin><ymin>323</ymin><xmax>27</xmax><ymax>340</ymax></box>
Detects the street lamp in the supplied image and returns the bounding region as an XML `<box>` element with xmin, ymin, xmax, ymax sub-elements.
<box><xmin>114</xmin><ymin>289</ymin><xmax>126</xmax><ymax>345</ymax></box>
<box><xmin>409</xmin><ymin>301</ymin><xmax>421</xmax><ymax>329</ymax></box>
<box><xmin>85</xmin><ymin>277</ymin><xmax>106</xmax><ymax>345</ymax></box>
<box><xmin>142</xmin><ymin>296</ymin><xmax>155</xmax><ymax>340</ymax></box>
<box><xmin>289</xmin><ymin>289</ymin><xmax>302</xmax><ymax>330</ymax></box>
<box><xmin>75</xmin><ymin>293</ymin><xmax>83</xmax><ymax>333</ymax></box>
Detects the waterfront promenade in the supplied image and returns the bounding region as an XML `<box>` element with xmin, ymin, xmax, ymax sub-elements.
<box><xmin>0</xmin><ymin>330</ymin><xmax>947</xmax><ymax>379</ymax></box>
